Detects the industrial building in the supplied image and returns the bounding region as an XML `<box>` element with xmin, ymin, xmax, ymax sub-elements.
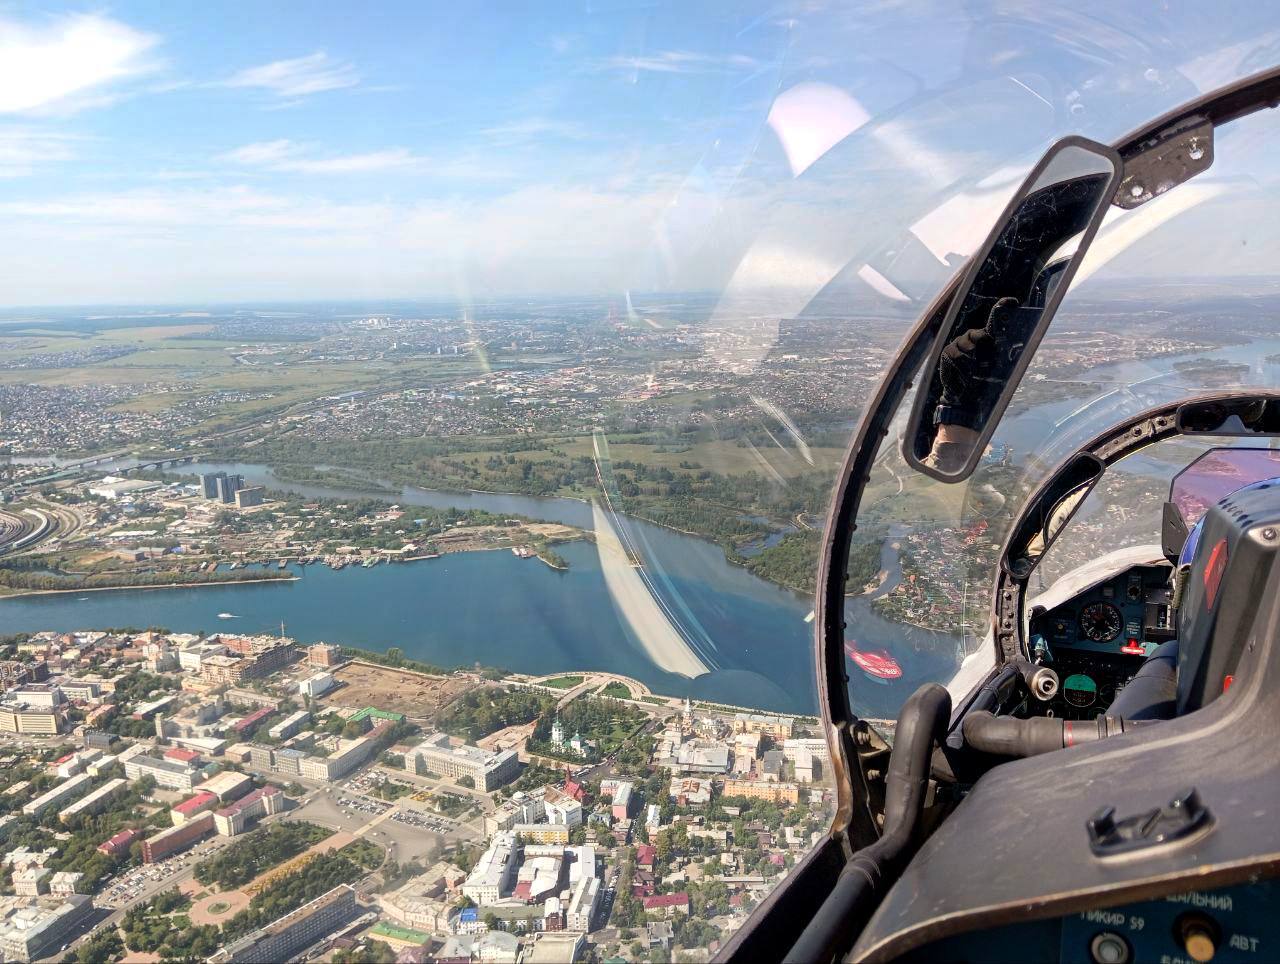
<box><xmin>87</xmin><ymin>475</ymin><xmax>160</xmax><ymax>500</ymax></box>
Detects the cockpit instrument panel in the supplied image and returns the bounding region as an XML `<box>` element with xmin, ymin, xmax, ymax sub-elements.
<box><xmin>1032</xmin><ymin>565</ymin><xmax>1174</xmax><ymax>659</ymax></box>
<box><xmin>1029</xmin><ymin>564</ymin><xmax>1173</xmax><ymax>719</ymax></box>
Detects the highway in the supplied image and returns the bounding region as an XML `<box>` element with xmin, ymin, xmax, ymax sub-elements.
<box><xmin>0</xmin><ymin>499</ymin><xmax>86</xmax><ymax>556</ymax></box>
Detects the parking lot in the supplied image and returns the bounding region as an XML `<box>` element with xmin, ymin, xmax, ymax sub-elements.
<box><xmin>334</xmin><ymin>793</ymin><xmax>390</xmax><ymax>818</ymax></box>
<box><xmin>99</xmin><ymin>837</ymin><xmax>230</xmax><ymax>909</ymax></box>
<box><xmin>390</xmin><ymin>806</ymin><xmax>458</xmax><ymax>834</ymax></box>
<box><xmin>289</xmin><ymin>781</ymin><xmax>477</xmax><ymax>865</ymax></box>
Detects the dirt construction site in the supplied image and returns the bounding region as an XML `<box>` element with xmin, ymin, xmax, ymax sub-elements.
<box><xmin>323</xmin><ymin>661</ymin><xmax>475</xmax><ymax>720</ymax></box>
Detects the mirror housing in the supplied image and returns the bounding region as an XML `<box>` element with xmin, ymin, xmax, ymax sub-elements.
<box><xmin>1176</xmin><ymin>396</ymin><xmax>1280</xmax><ymax>436</ymax></box>
<box><xmin>1003</xmin><ymin>453</ymin><xmax>1104</xmax><ymax>579</ymax></box>
<box><xmin>905</xmin><ymin>136</ymin><xmax>1122</xmax><ymax>482</ymax></box>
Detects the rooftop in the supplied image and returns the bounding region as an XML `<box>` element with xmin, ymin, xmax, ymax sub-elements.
<box><xmin>173</xmin><ymin>791</ymin><xmax>217</xmax><ymax>815</ymax></box>
<box><xmin>215</xmin><ymin>784</ymin><xmax>280</xmax><ymax>817</ymax></box>
<box><xmin>416</xmin><ymin>732</ymin><xmax>515</xmax><ymax>773</ymax></box>
<box><xmin>128</xmin><ymin>755</ymin><xmax>196</xmax><ymax>776</ymax></box>
<box><xmin>643</xmin><ymin>892</ymin><xmax>690</xmax><ymax>909</ymax></box>
<box><xmin>369</xmin><ymin>922</ymin><xmax>432</xmax><ymax>945</ymax></box>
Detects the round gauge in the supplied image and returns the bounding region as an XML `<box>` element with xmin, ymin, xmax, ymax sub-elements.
<box><xmin>1063</xmin><ymin>673</ymin><xmax>1098</xmax><ymax>708</ymax></box>
<box><xmin>1079</xmin><ymin>602</ymin><xmax>1123</xmax><ymax>642</ymax></box>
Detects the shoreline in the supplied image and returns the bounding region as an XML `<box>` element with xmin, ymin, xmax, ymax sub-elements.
<box><xmin>0</xmin><ymin>574</ymin><xmax>299</xmax><ymax>601</ymax></box>
<box><xmin>186</xmin><ymin>459</ymin><xmax>809</xmax><ymax>596</ymax></box>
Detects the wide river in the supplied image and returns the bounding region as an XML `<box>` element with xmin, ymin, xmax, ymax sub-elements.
<box><xmin>11</xmin><ymin>339</ymin><xmax>1270</xmax><ymax>716</ymax></box>
<box><xmin>0</xmin><ymin>463</ymin><xmax>845</xmax><ymax>715</ymax></box>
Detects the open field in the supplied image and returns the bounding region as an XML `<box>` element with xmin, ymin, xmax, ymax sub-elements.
<box><xmin>324</xmin><ymin>661</ymin><xmax>474</xmax><ymax>719</ymax></box>
<box><xmin>557</xmin><ymin>435</ymin><xmax>845</xmax><ymax>478</ymax></box>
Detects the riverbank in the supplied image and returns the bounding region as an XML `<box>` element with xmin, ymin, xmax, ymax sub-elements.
<box><xmin>191</xmin><ymin>456</ymin><xmax>807</xmax><ymax>595</ymax></box>
<box><xmin>0</xmin><ymin>525</ymin><xmax>822</xmax><ymax>715</ymax></box>
<box><xmin>0</xmin><ymin>573</ymin><xmax>299</xmax><ymax>600</ymax></box>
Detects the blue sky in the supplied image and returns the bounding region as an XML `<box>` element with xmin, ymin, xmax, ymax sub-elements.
<box><xmin>0</xmin><ymin>4</ymin><xmax>1277</xmax><ymax>305</ymax></box>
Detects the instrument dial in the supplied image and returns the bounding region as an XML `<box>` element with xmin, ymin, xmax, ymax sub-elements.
<box><xmin>1063</xmin><ymin>673</ymin><xmax>1098</xmax><ymax>708</ymax></box>
<box><xmin>1079</xmin><ymin>601</ymin><xmax>1122</xmax><ymax>642</ymax></box>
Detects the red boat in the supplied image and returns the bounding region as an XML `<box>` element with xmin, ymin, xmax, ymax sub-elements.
<box><xmin>845</xmin><ymin>644</ymin><xmax>903</xmax><ymax>683</ymax></box>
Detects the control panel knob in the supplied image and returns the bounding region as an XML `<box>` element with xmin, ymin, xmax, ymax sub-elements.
<box><xmin>1177</xmin><ymin>914</ymin><xmax>1219</xmax><ymax>962</ymax></box>
<box><xmin>1089</xmin><ymin>931</ymin><xmax>1131</xmax><ymax>964</ymax></box>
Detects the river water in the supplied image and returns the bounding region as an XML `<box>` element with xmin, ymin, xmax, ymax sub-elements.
<box><xmin>7</xmin><ymin>338</ymin><xmax>1275</xmax><ymax>717</ymax></box>
<box><xmin>0</xmin><ymin>462</ymin><xmax>845</xmax><ymax>715</ymax></box>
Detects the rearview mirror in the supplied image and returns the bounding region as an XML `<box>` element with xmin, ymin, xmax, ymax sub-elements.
<box><xmin>1176</xmin><ymin>396</ymin><xmax>1280</xmax><ymax>436</ymax></box>
<box><xmin>905</xmin><ymin>137</ymin><xmax>1122</xmax><ymax>481</ymax></box>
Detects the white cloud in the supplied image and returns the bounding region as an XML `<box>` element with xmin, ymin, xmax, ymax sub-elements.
<box><xmin>222</xmin><ymin>52</ymin><xmax>359</xmax><ymax>99</ymax></box>
<box><xmin>220</xmin><ymin>139</ymin><xmax>421</xmax><ymax>174</ymax></box>
<box><xmin>0</xmin><ymin>13</ymin><xmax>159</xmax><ymax>114</ymax></box>
<box><xmin>594</xmin><ymin>50</ymin><xmax>759</xmax><ymax>75</ymax></box>
<box><xmin>221</xmin><ymin>140</ymin><xmax>297</xmax><ymax>166</ymax></box>
<box><xmin>479</xmin><ymin>118</ymin><xmax>586</xmax><ymax>141</ymax></box>
<box><xmin>0</xmin><ymin>182</ymin><xmax>685</xmax><ymax>302</ymax></box>
<box><xmin>0</xmin><ymin>129</ymin><xmax>80</xmax><ymax>176</ymax></box>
